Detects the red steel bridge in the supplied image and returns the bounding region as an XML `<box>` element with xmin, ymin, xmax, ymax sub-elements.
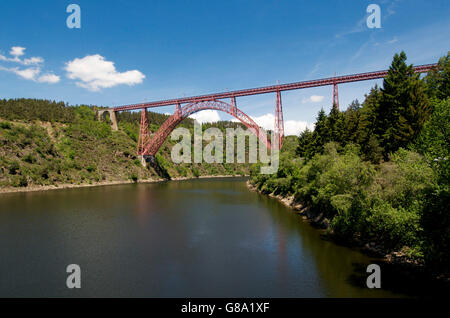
<box><xmin>101</xmin><ymin>63</ymin><xmax>436</xmax><ymax>158</ymax></box>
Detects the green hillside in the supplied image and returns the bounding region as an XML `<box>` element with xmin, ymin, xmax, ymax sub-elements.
<box><xmin>0</xmin><ymin>100</ymin><xmax>254</xmax><ymax>189</ymax></box>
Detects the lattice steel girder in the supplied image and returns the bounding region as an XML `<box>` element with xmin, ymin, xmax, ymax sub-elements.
<box><xmin>139</xmin><ymin>100</ymin><xmax>271</xmax><ymax>156</ymax></box>
<box><xmin>114</xmin><ymin>64</ymin><xmax>437</xmax><ymax>112</ymax></box>
<box><xmin>274</xmin><ymin>90</ymin><xmax>284</xmax><ymax>150</ymax></box>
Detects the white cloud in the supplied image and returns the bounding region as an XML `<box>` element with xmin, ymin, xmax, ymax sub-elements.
<box><xmin>307</xmin><ymin>62</ymin><xmax>322</xmax><ymax>77</ymax></box>
<box><xmin>387</xmin><ymin>36</ymin><xmax>398</xmax><ymax>44</ymax></box>
<box><xmin>0</xmin><ymin>65</ymin><xmax>60</xmax><ymax>84</ymax></box>
<box><xmin>10</xmin><ymin>46</ymin><xmax>25</xmax><ymax>57</ymax></box>
<box><xmin>335</xmin><ymin>1</ymin><xmax>398</xmax><ymax>39</ymax></box>
<box><xmin>0</xmin><ymin>46</ymin><xmax>43</xmax><ymax>65</ymax></box>
<box><xmin>37</xmin><ymin>73</ymin><xmax>61</xmax><ymax>84</ymax></box>
<box><xmin>65</xmin><ymin>54</ymin><xmax>145</xmax><ymax>91</ymax></box>
<box><xmin>0</xmin><ymin>46</ymin><xmax>59</xmax><ymax>84</ymax></box>
<box><xmin>248</xmin><ymin>113</ymin><xmax>274</xmax><ymax>131</ymax></box>
<box><xmin>14</xmin><ymin>67</ymin><xmax>41</xmax><ymax>80</ymax></box>
<box><xmin>284</xmin><ymin>119</ymin><xmax>315</xmax><ymax>136</ymax></box>
<box><xmin>189</xmin><ymin>110</ymin><xmax>221</xmax><ymax>123</ymax></box>
<box><xmin>335</xmin><ymin>16</ymin><xmax>366</xmax><ymax>38</ymax></box>
<box><xmin>302</xmin><ymin>95</ymin><xmax>324</xmax><ymax>103</ymax></box>
<box><xmin>232</xmin><ymin>113</ymin><xmax>314</xmax><ymax>136</ymax></box>
<box><xmin>23</xmin><ymin>56</ymin><xmax>44</xmax><ymax>65</ymax></box>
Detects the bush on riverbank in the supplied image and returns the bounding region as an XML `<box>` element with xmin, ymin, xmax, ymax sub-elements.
<box><xmin>250</xmin><ymin>52</ymin><xmax>449</xmax><ymax>272</ymax></box>
<box><xmin>251</xmin><ymin>143</ymin><xmax>435</xmax><ymax>249</ymax></box>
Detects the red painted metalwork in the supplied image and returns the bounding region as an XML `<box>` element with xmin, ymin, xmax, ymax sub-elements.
<box><xmin>137</xmin><ymin>108</ymin><xmax>150</xmax><ymax>155</ymax></box>
<box><xmin>138</xmin><ymin>100</ymin><xmax>271</xmax><ymax>156</ymax></box>
<box><xmin>333</xmin><ymin>82</ymin><xmax>339</xmax><ymax>110</ymax></box>
<box><xmin>230</xmin><ymin>96</ymin><xmax>237</xmax><ymax>117</ymax></box>
<box><xmin>114</xmin><ymin>63</ymin><xmax>437</xmax><ymax>157</ymax></box>
<box><xmin>274</xmin><ymin>90</ymin><xmax>284</xmax><ymax>149</ymax></box>
<box><xmin>114</xmin><ymin>64</ymin><xmax>437</xmax><ymax>112</ymax></box>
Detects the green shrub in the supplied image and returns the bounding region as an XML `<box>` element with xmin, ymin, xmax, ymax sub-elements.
<box><xmin>22</xmin><ymin>154</ymin><xmax>37</xmax><ymax>164</ymax></box>
<box><xmin>420</xmin><ymin>185</ymin><xmax>450</xmax><ymax>269</ymax></box>
<box><xmin>0</xmin><ymin>121</ymin><xmax>11</xmax><ymax>129</ymax></box>
<box><xmin>9</xmin><ymin>161</ymin><xmax>20</xmax><ymax>174</ymax></box>
<box><xmin>18</xmin><ymin>175</ymin><xmax>28</xmax><ymax>187</ymax></box>
<box><xmin>86</xmin><ymin>165</ymin><xmax>96</xmax><ymax>173</ymax></box>
<box><xmin>364</xmin><ymin>200</ymin><xmax>421</xmax><ymax>248</ymax></box>
<box><xmin>192</xmin><ymin>167</ymin><xmax>200</xmax><ymax>177</ymax></box>
<box><xmin>374</xmin><ymin>149</ymin><xmax>436</xmax><ymax>209</ymax></box>
<box><xmin>129</xmin><ymin>174</ymin><xmax>138</xmax><ymax>182</ymax></box>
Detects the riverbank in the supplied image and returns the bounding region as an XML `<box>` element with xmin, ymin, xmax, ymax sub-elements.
<box><xmin>0</xmin><ymin>174</ymin><xmax>247</xmax><ymax>195</ymax></box>
<box><xmin>246</xmin><ymin>180</ymin><xmax>450</xmax><ymax>285</ymax></box>
<box><xmin>246</xmin><ymin>180</ymin><xmax>328</xmax><ymax>226</ymax></box>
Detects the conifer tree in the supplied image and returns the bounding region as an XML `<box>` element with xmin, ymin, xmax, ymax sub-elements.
<box><xmin>378</xmin><ymin>51</ymin><xmax>430</xmax><ymax>155</ymax></box>
<box><xmin>342</xmin><ymin>99</ymin><xmax>361</xmax><ymax>145</ymax></box>
<box><xmin>424</xmin><ymin>52</ymin><xmax>450</xmax><ymax>101</ymax></box>
<box><xmin>296</xmin><ymin>128</ymin><xmax>314</xmax><ymax>158</ymax></box>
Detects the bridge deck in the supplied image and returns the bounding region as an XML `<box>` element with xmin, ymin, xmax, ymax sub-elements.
<box><xmin>113</xmin><ymin>64</ymin><xmax>437</xmax><ymax>112</ymax></box>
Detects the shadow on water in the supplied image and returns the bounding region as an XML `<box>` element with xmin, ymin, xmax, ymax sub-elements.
<box><xmin>346</xmin><ymin>261</ymin><xmax>449</xmax><ymax>298</ymax></box>
<box><xmin>294</xmin><ymin>209</ymin><xmax>450</xmax><ymax>298</ymax></box>
<box><xmin>257</xmin><ymin>190</ymin><xmax>449</xmax><ymax>298</ymax></box>
<box><xmin>1</xmin><ymin>177</ymin><xmax>447</xmax><ymax>297</ymax></box>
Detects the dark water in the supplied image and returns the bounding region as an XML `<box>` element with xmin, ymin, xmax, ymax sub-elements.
<box><xmin>0</xmin><ymin>178</ymin><xmax>410</xmax><ymax>297</ymax></box>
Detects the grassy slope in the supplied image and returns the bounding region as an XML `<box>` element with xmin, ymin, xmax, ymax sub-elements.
<box><xmin>0</xmin><ymin>103</ymin><xmax>252</xmax><ymax>189</ymax></box>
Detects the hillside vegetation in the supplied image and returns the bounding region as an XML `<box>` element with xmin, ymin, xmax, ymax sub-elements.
<box><xmin>250</xmin><ymin>52</ymin><xmax>449</xmax><ymax>273</ymax></box>
<box><xmin>0</xmin><ymin>101</ymin><xmax>253</xmax><ymax>189</ymax></box>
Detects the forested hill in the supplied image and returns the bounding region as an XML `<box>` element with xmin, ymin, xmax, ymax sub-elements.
<box><xmin>0</xmin><ymin>99</ymin><xmax>253</xmax><ymax>190</ymax></box>
<box><xmin>250</xmin><ymin>51</ymin><xmax>449</xmax><ymax>274</ymax></box>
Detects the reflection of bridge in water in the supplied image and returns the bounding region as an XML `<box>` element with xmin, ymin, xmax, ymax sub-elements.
<box><xmin>97</xmin><ymin>63</ymin><xmax>437</xmax><ymax>159</ymax></box>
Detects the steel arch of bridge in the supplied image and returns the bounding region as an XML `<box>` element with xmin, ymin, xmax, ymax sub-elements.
<box><xmin>138</xmin><ymin>100</ymin><xmax>272</xmax><ymax>156</ymax></box>
<box><xmin>109</xmin><ymin>63</ymin><xmax>438</xmax><ymax>158</ymax></box>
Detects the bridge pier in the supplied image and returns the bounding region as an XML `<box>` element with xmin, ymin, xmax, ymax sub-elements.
<box><xmin>97</xmin><ymin>109</ymin><xmax>118</xmax><ymax>131</ymax></box>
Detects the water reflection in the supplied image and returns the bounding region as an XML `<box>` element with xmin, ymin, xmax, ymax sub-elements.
<box><xmin>0</xmin><ymin>178</ymin><xmax>411</xmax><ymax>297</ymax></box>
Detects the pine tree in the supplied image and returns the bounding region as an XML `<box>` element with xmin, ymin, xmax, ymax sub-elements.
<box><xmin>358</xmin><ymin>86</ymin><xmax>382</xmax><ymax>143</ymax></box>
<box><xmin>377</xmin><ymin>51</ymin><xmax>430</xmax><ymax>155</ymax></box>
<box><xmin>328</xmin><ymin>103</ymin><xmax>344</xmax><ymax>144</ymax></box>
<box><xmin>311</xmin><ymin>108</ymin><xmax>330</xmax><ymax>155</ymax></box>
<box><xmin>296</xmin><ymin>108</ymin><xmax>331</xmax><ymax>158</ymax></box>
<box><xmin>342</xmin><ymin>99</ymin><xmax>361</xmax><ymax>144</ymax></box>
<box><xmin>296</xmin><ymin>128</ymin><xmax>314</xmax><ymax>158</ymax></box>
<box><xmin>424</xmin><ymin>52</ymin><xmax>450</xmax><ymax>101</ymax></box>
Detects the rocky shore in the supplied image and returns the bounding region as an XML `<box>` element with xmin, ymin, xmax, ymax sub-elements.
<box><xmin>246</xmin><ymin>180</ymin><xmax>329</xmax><ymax>228</ymax></box>
<box><xmin>0</xmin><ymin>175</ymin><xmax>245</xmax><ymax>195</ymax></box>
<box><xmin>246</xmin><ymin>180</ymin><xmax>449</xmax><ymax>285</ymax></box>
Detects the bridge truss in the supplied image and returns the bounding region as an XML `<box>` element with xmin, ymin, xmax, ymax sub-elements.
<box><xmin>112</xmin><ymin>63</ymin><xmax>437</xmax><ymax>156</ymax></box>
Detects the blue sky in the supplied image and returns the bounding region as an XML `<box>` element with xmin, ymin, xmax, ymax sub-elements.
<box><xmin>0</xmin><ymin>0</ymin><xmax>449</xmax><ymax>134</ymax></box>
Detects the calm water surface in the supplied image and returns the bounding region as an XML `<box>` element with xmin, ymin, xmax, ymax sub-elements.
<box><xmin>0</xmin><ymin>178</ymin><xmax>409</xmax><ymax>297</ymax></box>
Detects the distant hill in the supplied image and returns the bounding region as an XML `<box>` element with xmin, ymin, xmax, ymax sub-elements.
<box><xmin>0</xmin><ymin>99</ymin><xmax>257</xmax><ymax>190</ymax></box>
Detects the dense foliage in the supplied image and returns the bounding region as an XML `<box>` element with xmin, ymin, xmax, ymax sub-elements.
<box><xmin>297</xmin><ymin>51</ymin><xmax>438</xmax><ymax>161</ymax></box>
<box><xmin>251</xmin><ymin>52</ymin><xmax>449</xmax><ymax>271</ymax></box>
<box><xmin>0</xmin><ymin>103</ymin><xmax>253</xmax><ymax>188</ymax></box>
<box><xmin>0</xmin><ymin>99</ymin><xmax>75</xmax><ymax>123</ymax></box>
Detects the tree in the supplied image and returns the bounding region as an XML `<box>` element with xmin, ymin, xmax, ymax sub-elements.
<box><xmin>414</xmin><ymin>99</ymin><xmax>450</xmax><ymax>160</ymax></box>
<box><xmin>424</xmin><ymin>52</ymin><xmax>450</xmax><ymax>101</ymax></box>
<box><xmin>377</xmin><ymin>51</ymin><xmax>430</xmax><ymax>156</ymax></box>
<box><xmin>309</xmin><ymin>109</ymin><xmax>330</xmax><ymax>157</ymax></box>
<box><xmin>327</xmin><ymin>104</ymin><xmax>345</xmax><ymax>144</ymax></box>
<box><xmin>342</xmin><ymin>99</ymin><xmax>362</xmax><ymax>145</ymax></box>
<box><xmin>421</xmin><ymin>185</ymin><xmax>450</xmax><ymax>270</ymax></box>
<box><xmin>296</xmin><ymin>128</ymin><xmax>314</xmax><ymax>158</ymax></box>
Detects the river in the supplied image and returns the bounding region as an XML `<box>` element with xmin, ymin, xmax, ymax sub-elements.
<box><xmin>0</xmin><ymin>177</ymin><xmax>413</xmax><ymax>297</ymax></box>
